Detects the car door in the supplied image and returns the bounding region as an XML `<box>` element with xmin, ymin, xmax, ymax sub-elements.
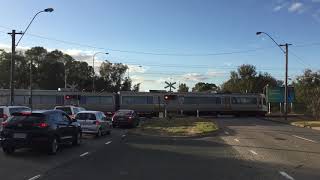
<box><xmin>99</xmin><ymin>112</ymin><xmax>108</xmax><ymax>131</ymax></box>
<box><xmin>61</xmin><ymin>113</ymin><xmax>76</xmax><ymax>142</ymax></box>
<box><xmin>55</xmin><ymin>112</ymin><xmax>72</xmax><ymax>143</ymax></box>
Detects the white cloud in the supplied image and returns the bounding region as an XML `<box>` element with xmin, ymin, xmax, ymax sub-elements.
<box><xmin>182</xmin><ymin>73</ymin><xmax>208</xmax><ymax>81</ymax></box>
<box><xmin>127</xmin><ymin>64</ymin><xmax>148</xmax><ymax>73</ymax></box>
<box><xmin>288</xmin><ymin>2</ymin><xmax>304</xmax><ymax>13</ymax></box>
<box><xmin>207</xmin><ymin>70</ymin><xmax>225</xmax><ymax>77</ymax></box>
<box><xmin>273</xmin><ymin>5</ymin><xmax>284</xmax><ymax>12</ymax></box>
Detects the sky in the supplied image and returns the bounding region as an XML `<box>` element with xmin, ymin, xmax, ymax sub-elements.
<box><xmin>0</xmin><ymin>0</ymin><xmax>320</xmax><ymax>91</ymax></box>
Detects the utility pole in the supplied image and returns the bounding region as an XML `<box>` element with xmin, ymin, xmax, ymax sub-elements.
<box><xmin>280</xmin><ymin>43</ymin><xmax>292</xmax><ymax>121</ymax></box>
<box><xmin>8</xmin><ymin>30</ymin><xmax>23</xmax><ymax>105</ymax></box>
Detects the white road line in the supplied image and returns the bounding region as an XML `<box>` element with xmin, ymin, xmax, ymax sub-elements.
<box><xmin>234</xmin><ymin>138</ymin><xmax>240</xmax><ymax>142</ymax></box>
<box><xmin>292</xmin><ymin>135</ymin><xmax>317</xmax><ymax>143</ymax></box>
<box><xmin>279</xmin><ymin>171</ymin><xmax>295</xmax><ymax>180</ymax></box>
<box><xmin>28</xmin><ymin>175</ymin><xmax>41</xmax><ymax>180</ymax></box>
<box><xmin>105</xmin><ymin>141</ymin><xmax>112</xmax><ymax>145</ymax></box>
<box><xmin>80</xmin><ymin>152</ymin><xmax>89</xmax><ymax>157</ymax></box>
<box><xmin>224</xmin><ymin>131</ymin><xmax>229</xmax><ymax>135</ymax></box>
<box><xmin>249</xmin><ymin>150</ymin><xmax>258</xmax><ymax>155</ymax></box>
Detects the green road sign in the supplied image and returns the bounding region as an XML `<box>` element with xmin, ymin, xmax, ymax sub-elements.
<box><xmin>266</xmin><ymin>86</ymin><xmax>295</xmax><ymax>103</ymax></box>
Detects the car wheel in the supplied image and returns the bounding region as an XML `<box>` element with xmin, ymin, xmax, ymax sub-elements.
<box><xmin>106</xmin><ymin>130</ymin><xmax>111</xmax><ymax>135</ymax></box>
<box><xmin>96</xmin><ymin>129</ymin><xmax>102</xmax><ymax>138</ymax></box>
<box><xmin>48</xmin><ymin>137</ymin><xmax>58</xmax><ymax>155</ymax></box>
<box><xmin>72</xmin><ymin>132</ymin><xmax>81</xmax><ymax>146</ymax></box>
<box><xmin>2</xmin><ymin>146</ymin><xmax>15</xmax><ymax>155</ymax></box>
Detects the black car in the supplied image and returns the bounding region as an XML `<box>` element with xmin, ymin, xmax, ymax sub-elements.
<box><xmin>0</xmin><ymin>110</ymin><xmax>82</xmax><ymax>155</ymax></box>
<box><xmin>112</xmin><ymin>109</ymin><xmax>140</xmax><ymax>128</ymax></box>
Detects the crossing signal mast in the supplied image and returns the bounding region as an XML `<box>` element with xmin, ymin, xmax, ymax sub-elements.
<box><xmin>164</xmin><ymin>81</ymin><xmax>176</xmax><ymax>92</ymax></box>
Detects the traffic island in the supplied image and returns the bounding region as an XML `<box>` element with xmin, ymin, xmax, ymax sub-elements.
<box><xmin>129</xmin><ymin>117</ymin><xmax>219</xmax><ymax>138</ymax></box>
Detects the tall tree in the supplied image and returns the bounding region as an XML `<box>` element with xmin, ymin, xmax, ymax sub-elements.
<box><xmin>293</xmin><ymin>69</ymin><xmax>320</xmax><ymax>119</ymax></box>
<box><xmin>98</xmin><ymin>61</ymin><xmax>129</xmax><ymax>92</ymax></box>
<box><xmin>222</xmin><ymin>64</ymin><xmax>278</xmax><ymax>93</ymax></box>
<box><xmin>132</xmin><ymin>83</ymin><xmax>140</xmax><ymax>92</ymax></box>
<box><xmin>192</xmin><ymin>82</ymin><xmax>218</xmax><ymax>92</ymax></box>
<box><xmin>178</xmin><ymin>83</ymin><xmax>189</xmax><ymax>92</ymax></box>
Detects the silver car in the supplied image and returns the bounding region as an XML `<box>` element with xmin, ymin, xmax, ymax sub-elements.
<box><xmin>75</xmin><ymin>111</ymin><xmax>111</xmax><ymax>137</ymax></box>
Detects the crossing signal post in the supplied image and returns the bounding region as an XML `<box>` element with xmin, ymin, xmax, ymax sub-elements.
<box><xmin>164</xmin><ymin>95</ymin><xmax>177</xmax><ymax>101</ymax></box>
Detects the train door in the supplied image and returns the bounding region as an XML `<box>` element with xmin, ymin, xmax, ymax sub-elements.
<box><xmin>224</xmin><ymin>96</ymin><xmax>231</xmax><ymax>111</ymax></box>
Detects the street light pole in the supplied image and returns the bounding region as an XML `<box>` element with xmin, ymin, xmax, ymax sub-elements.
<box><xmin>92</xmin><ymin>52</ymin><xmax>109</xmax><ymax>92</ymax></box>
<box><xmin>280</xmin><ymin>43</ymin><xmax>292</xmax><ymax>120</ymax></box>
<box><xmin>8</xmin><ymin>8</ymin><xmax>53</xmax><ymax>106</ymax></box>
<box><xmin>256</xmin><ymin>32</ymin><xmax>292</xmax><ymax>120</ymax></box>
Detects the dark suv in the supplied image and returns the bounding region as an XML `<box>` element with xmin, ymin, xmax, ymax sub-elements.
<box><xmin>0</xmin><ymin>110</ymin><xmax>82</xmax><ymax>155</ymax></box>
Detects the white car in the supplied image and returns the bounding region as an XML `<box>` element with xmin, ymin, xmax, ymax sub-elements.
<box><xmin>54</xmin><ymin>105</ymin><xmax>85</xmax><ymax>119</ymax></box>
<box><xmin>0</xmin><ymin>106</ymin><xmax>31</xmax><ymax>130</ymax></box>
<box><xmin>75</xmin><ymin>111</ymin><xmax>111</xmax><ymax>137</ymax></box>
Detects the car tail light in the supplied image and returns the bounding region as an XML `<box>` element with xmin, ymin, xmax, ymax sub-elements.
<box><xmin>1</xmin><ymin>121</ymin><xmax>8</xmax><ymax>127</ymax></box>
<box><xmin>0</xmin><ymin>114</ymin><xmax>8</xmax><ymax>121</ymax></box>
<box><xmin>34</xmin><ymin>122</ymin><xmax>49</xmax><ymax>128</ymax></box>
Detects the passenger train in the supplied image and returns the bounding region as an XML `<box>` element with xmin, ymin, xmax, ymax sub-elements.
<box><xmin>0</xmin><ymin>89</ymin><xmax>267</xmax><ymax>116</ymax></box>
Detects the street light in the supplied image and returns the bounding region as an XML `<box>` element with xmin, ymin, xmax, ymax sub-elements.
<box><xmin>256</xmin><ymin>31</ymin><xmax>292</xmax><ymax>120</ymax></box>
<box><xmin>92</xmin><ymin>52</ymin><xmax>109</xmax><ymax>92</ymax></box>
<box><xmin>7</xmin><ymin>8</ymin><xmax>53</xmax><ymax>108</ymax></box>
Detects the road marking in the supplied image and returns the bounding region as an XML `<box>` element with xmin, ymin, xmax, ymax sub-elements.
<box><xmin>234</xmin><ymin>138</ymin><xmax>240</xmax><ymax>142</ymax></box>
<box><xmin>28</xmin><ymin>175</ymin><xmax>41</xmax><ymax>180</ymax></box>
<box><xmin>292</xmin><ymin>135</ymin><xmax>316</xmax><ymax>143</ymax></box>
<box><xmin>80</xmin><ymin>152</ymin><xmax>89</xmax><ymax>157</ymax></box>
<box><xmin>279</xmin><ymin>171</ymin><xmax>295</xmax><ymax>180</ymax></box>
<box><xmin>105</xmin><ymin>141</ymin><xmax>112</xmax><ymax>145</ymax></box>
<box><xmin>249</xmin><ymin>150</ymin><xmax>258</xmax><ymax>155</ymax></box>
<box><xmin>224</xmin><ymin>131</ymin><xmax>229</xmax><ymax>135</ymax></box>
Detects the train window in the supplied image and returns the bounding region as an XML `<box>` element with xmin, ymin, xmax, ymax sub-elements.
<box><xmin>122</xmin><ymin>96</ymin><xmax>153</xmax><ymax>104</ymax></box>
<box><xmin>32</xmin><ymin>96</ymin><xmax>41</xmax><ymax>104</ymax></box>
<box><xmin>232</xmin><ymin>97</ymin><xmax>257</xmax><ymax>104</ymax></box>
<box><xmin>100</xmin><ymin>96</ymin><xmax>113</xmax><ymax>105</ymax></box>
<box><xmin>40</xmin><ymin>96</ymin><xmax>56</xmax><ymax>104</ymax></box>
<box><xmin>183</xmin><ymin>97</ymin><xmax>221</xmax><ymax>104</ymax></box>
<box><xmin>86</xmin><ymin>96</ymin><xmax>100</xmax><ymax>104</ymax></box>
<box><xmin>15</xmin><ymin>96</ymin><xmax>26</xmax><ymax>104</ymax></box>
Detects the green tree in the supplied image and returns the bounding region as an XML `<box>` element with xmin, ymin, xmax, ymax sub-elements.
<box><xmin>192</xmin><ymin>82</ymin><xmax>218</xmax><ymax>92</ymax></box>
<box><xmin>132</xmin><ymin>83</ymin><xmax>140</xmax><ymax>92</ymax></box>
<box><xmin>178</xmin><ymin>83</ymin><xmax>189</xmax><ymax>92</ymax></box>
<box><xmin>98</xmin><ymin>61</ymin><xmax>129</xmax><ymax>92</ymax></box>
<box><xmin>222</xmin><ymin>64</ymin><xmax>278</xmax><ymax>93</ymax></box>
<box><xmin>293</xmin><ymin>69</ymin><xmax>320</xmax><ymax>119</ymax></box>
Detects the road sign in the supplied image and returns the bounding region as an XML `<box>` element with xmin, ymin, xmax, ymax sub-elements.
<box><xmin>266</xmin><ymin>86</ymin><xmax>295</xmax><ymax>103</ymax></box>
<box><xmin>164</xmin><ymin>81</ymin><xmax>176</xmax><ymax>92</ymax></box>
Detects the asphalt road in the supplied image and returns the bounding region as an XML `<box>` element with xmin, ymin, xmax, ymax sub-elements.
<box><xmin>0</xmin><ymin>117</ymin><xmax>320</xmax><ymax>180</ymax></box>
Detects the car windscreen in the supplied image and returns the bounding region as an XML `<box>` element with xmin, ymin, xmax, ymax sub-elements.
<box><xmin>7</xmin><ymin>113</ymin><xmax>45</xmax><ymax>124</ymax></box>
<box><xmin>75</xmin><ymin>113</ymin><xmax>96</xmax><ymax>120</ymax></box>
<box><xmin>115</xmin><ymin>111</ymin><xmax>131</xmax><ymax>116</ymax></box>
<box><xmin>55</xmin><ymin>107</ymin><xmax>72</xmax><ymax>115</ymax></box>
<box><xmin>9</xmin><ymin>107</ymin><xmax>31</xmax><ymax>115</ymax></box>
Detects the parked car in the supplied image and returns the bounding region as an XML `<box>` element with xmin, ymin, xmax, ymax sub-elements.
<box><xmin>0</xmin><ymin>106</ymin><xmax>31</xmax><ymax>131</ymax></box>
<box><xmin>112</xmin><ymin>109</ymin><xmax>140</xmax><ymax>128</ymax></box>
<box><xmin>0</xmin><ymin>110</ymin><xmax>82</xmax><ymax>155</ymax></box>
<box><xmin>75</xmin><ymin>111</ymin><xmax>111</xmax><ymax>137</ymax></box>
<box><xmin>54</xmin><ymin>105</ymin><xmax>85</xmax><ymax>119</ymax></box>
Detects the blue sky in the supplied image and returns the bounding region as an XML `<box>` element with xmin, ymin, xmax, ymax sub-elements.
<box><xmin>0</xmin><ymin>0</ymin><xmax>320</xmax><ymax>91</ymax></box>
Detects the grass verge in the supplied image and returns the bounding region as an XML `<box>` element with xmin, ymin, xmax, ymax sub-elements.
<box><xmin>291</xmin><ymin>121</ymin><xmax>320</xmax><ymax>128</ymax></box>
<box><xmin>133</xmin><ymin>117</ymin><xmax>218</xmax><ymax>137</ymax></box>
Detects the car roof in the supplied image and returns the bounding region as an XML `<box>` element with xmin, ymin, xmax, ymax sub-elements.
<box><xmin>117</xmin><ymin>109</ymin><xmax>134</xmax><ymax>112</ymax></box>
<box><xmin>0</xmin><ymin>106</ymin><xmax>30</xmax><ymax>108</ymax></box>
<box><xmin>31</xmin><ymin>110</ymin><xmax>66</xmax><ymax>114</ymax></box>
<box><xmin>77</xmin><ymin>111</ymin><xmax>102</xmax><ymax>114</ymax></box>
